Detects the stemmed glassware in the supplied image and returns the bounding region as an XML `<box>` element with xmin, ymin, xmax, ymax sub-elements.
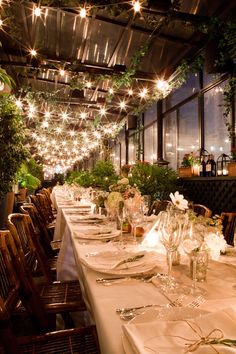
<box><xmin>117</xmin><ymin>201</ymin><xmax>125</xmax><ymax>245</ymax></box>
<box><xmin>125</xmin><ymin>204</ymin><xmax>143</xmax><ymax>244</ymax></box>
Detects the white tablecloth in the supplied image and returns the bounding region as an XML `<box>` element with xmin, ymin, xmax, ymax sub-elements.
<box><xmin>56</xmin><ymin>209</ymin><xmax>236</xmax><ymax>354</ymax></box>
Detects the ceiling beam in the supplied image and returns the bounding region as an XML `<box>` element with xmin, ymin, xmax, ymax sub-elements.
<box><xmin>0</xmin><ymin>56</ymin><xmax>159</xmax><ymax>82</ymax></box>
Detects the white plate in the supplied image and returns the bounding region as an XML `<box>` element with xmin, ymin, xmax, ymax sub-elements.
<box><xmin>69</xmin><ymin>216</ymin><xmax>104</xmax><ymax>223</ymax></box>
<box><xmin>81</xmin><ymin>251</ymin><xmax>159</xmax><ymax>276</ymax></box>
<box><xmin>122</xmin><ymin>307</ymin><xmax>209</xmax><ymax>354</ymax></box>
<box><xmin>73</xmin><ymin>229</ymin><xmax>120</xmax><ymax>241</ymax></box>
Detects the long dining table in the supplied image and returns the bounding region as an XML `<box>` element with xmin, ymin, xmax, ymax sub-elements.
<box><xmin>54</xmin><ymin>190</ymin><xmax>236</xmax><ymax>354</ymax></box>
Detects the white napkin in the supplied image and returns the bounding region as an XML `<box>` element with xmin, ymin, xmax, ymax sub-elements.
<box><xmin>73</xmin><ymin>226</ymin><xmax>115</xmax><ymax>236</ymax></box>
<box><xmin>80</xmin><ymin>251</ymin><xmax>158</xmax><ymax>274</ymax></box>
<box><xmin>123</xmin><ymin>308</ymin><xmax>236</xmax><ymax>354</ymax></box>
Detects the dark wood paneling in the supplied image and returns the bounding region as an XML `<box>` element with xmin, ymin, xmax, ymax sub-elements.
<box><xmin>179</xmin><ymin>177</ymin><xmax>236</xmax><ymax>215</ymax></box>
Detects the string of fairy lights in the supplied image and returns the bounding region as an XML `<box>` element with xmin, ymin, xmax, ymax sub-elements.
<box><xmin>0</xmin><ymin>0</ymin><xmax>173</xmax><ymax>172</ymax></box>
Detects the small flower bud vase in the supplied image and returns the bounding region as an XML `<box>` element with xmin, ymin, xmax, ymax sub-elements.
<box><xmin>190</xmin><ymin>247</ymin><xmax>209</xmax><ymax>282</ymax></box>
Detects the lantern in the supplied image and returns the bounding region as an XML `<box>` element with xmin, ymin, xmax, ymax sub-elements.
<box><xmin>216</xmin><ymin>153</ymin><xmax>230</xmax><ymax>176</ymax></box>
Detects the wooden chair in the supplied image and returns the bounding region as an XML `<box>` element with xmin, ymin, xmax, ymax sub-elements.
<box><xmin>148</xmin><ymin>200</ymin><xmax>171</xmax><ymax>215</ymax></box>
<box><xmin>192</xmin><ymin>204</ymin><xmax>212</xmax><ymax>218</ymax></box>
<box><xmin>20</xmin><ymin>203</ymin><xmax>60</xmax><ymax>257</ymax></box>
<box><xmin>221</xmin><ymin>212</ymin><xmax>236</xmax><ymax>246</ymax></box>
<box><xmin>7</xmin><ymin>213</ymin><xmax>55</xmax><ymax>282</ymax></box>
<box><xmin>0</xmin><ymin>230</ymin><xmax>100</xmax><ymax>354</ymax></box>
<box><xmin>1</xmin><ymin>224</ymin><xmax>87</xmax><ymax>326</ymax></box>
<box><xmin>30</xmin><ymin>194</ymin><xmax>55</xmax><ymax>237</ymax></box>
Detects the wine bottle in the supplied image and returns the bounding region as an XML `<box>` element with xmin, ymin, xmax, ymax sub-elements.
<box><xmin>199</xmin><ymin>156</ymin><xmax>206</xmax><ymax>177</ymax></box>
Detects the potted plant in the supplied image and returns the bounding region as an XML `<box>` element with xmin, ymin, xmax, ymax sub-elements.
<box><xmin>0</xmin><ymin>94</ymin><xmax>29</xmax><ymax>228</ymax></box>
<box><xmin>178</xmin><ymin>153</ymin><xmax>196</xmax><ymax>177</ymax></box>
<box><xmin>91</xmin><ymin>160</ymin><xmax>118</xmax><ymax>191</ymax></box>
<box><xmin>17</xmin><ymin>159</ymin><xmax>42</xmax><ymax>200</ymax></box>
<box><xmin>128</xmin><ymin>161</ymin><xmax>178</xmax><ymax>201</ymax></box>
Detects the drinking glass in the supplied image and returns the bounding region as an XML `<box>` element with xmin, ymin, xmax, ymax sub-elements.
<box><xmin>125</xmin><ymin>207</ymin><xmax>143</xmax><ymax>244</ymax></box>
<box><xmin>117</xmin><ymin>201</ymin><xmax>125</xmax><ymax>245</ymax></box>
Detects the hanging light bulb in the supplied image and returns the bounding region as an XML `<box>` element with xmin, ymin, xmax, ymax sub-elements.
<box><xmin>42</xmin><ymin>121</ymin><xmax>49</xmax><ymax>128</ymax></box>
<box><xmin>44</xmin><ymin>111</ymin><xmax>51</xmax><ymax>119</ymax></box>
<box><xmin>80</xmin><ymin>112</ymin><xmax>87</xmax><ymax>119</ymax></box>
<box><xmin>140</xmin><ymin>88</ymin><xmax>148</xmax><ymax>98</ymax></box>
<box><xmin>109</xmin><ymin>88</ymin><xmax>114</xmax><ymax>94</ymax></box>
<box><xmin>133</xmin><ymin>1</ymin><xmax>141</xmax><ymax>12</ymax></box>
<box><xmin>86</xmin><ymin>81</ymin><xmax>92</xmax><ymax>88</ymax></box>
<box><xmin>33</xmin><ymin>6</ymin><xmax>41</xmax><ymax>17</ymax></box>
<box><xmin>100</xmin><ymin>107</ymin><xmax>106</xmax><ymax>116</ymax></box>
<box><xmin>30</xmin><ymin>49</ymin><xmax>37</xmax><ymax>56</ymax></box>
<box><xmin>15</xmin><ymin>99</ymin><xmax>23</xmax><ymax>108</ymax></box>
<box><xmin>59</xmin><ymin>68</ymin><xmax>65</xmax><ymax>76</ymax></box>
<box><xmin>128</xmin><ymin>89</ymin><xmax>133</xmax><ymax>95</ymax></box>
<box><xmin>156</xmin><ymin>79</ymin><xmax>169</xmax><ymax>92</ymax></box>
<box><xmin>119</xmin><ymin>101</ymin><xmax>126</xmax><ymax>109</ymax></box>
<box><xmin>79</xmin><ymin>7</ymin><xmax>87</xmax><ymax>18</ymax></box>
<box><xmin>61</xmin><ymin>112</ymin><xmax>68</xmax><ymax>120</ymax></box>
<box><xmin>0</xmin><ymin>18</ymin><xmax>3</xmax><ymax>28</ymax></box>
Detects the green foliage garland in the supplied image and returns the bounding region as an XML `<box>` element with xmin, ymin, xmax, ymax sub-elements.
<box><xmin>0</xmin><ymin>94</ymin><xmax>29</xmax><ymax>198</ymax></box>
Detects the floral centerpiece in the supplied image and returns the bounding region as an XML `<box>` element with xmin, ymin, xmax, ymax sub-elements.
<box><xmin>185</xmin><ymin>211</ymin><xmax>227</xmax><ymax>260</ymax></box>
<box><xmin>105</xmin><ymin>177</ymin><xmax>142</xmax><ymax>214</ymax></box>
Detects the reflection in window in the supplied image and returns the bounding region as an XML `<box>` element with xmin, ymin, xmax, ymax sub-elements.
<box><xmin>178</xmin><ymin>99</ymin><xmax>199</xmax><ymax>167</ymax></box>
<box><xmin>112</xmin><ymin>143</ymin><xmax>120</xmax><ymax>173</ymax></box>
<box><xmin>128</xmin><ymin>136</ymin><xmax>136</xmax><ymax>164</ymax></box>
<box><xmin>204</xmin><ymin>81</ymin><xmax>230</xmax><ymax>158</ymax></box>
<box><xmin>144</xmin><ymin>123</ymin><xmax>157</xmax><ymax>163</ymax></box>
<box><xmin>144</xmin><ymin>104</ymin><xmax>157</xmax><ymax>126</ymax></box>
<box><xmin>164</xmin><ymin>73</ymin><xmax>199</xmax><ymax>111</ymax></box>
<box><xmin>163</xmin><ymin>111</ymin><xmax>177</xmax><ymax>169</ymax></box>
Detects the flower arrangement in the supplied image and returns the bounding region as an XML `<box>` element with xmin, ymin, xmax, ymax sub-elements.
<box><xmin>184</xmin><ymin>210</ymin><xmax>226</xmax><ymax>260</ymax></box>
<box><xmin>106</xmin><ymin>177</ymin><xmax>142</xmax><ymax>213</ymax></box>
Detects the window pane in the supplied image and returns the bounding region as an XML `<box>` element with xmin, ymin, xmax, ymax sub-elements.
<box><xmin>178</xmin><ymin>99</ymin><xmax>200</xmax><ymax>167</ymax></box>
<box><xmin>112</xmin><ymin>143</ymin><xmax>120</xmax><ymax>173</ymax></box>
<box><xmin>128</xmin><ymin>136</ymin><xmax>136</xmax><ymax>164</ymax></box>
<box><xmin>144</xmin><ymin>123</ymin><xmax>157</xmax><ymax>163</ymax></box>
<box><xmin>164</xmin><ymin>73</ymin><xmax>200</xmax><ymax>111</ymax></box>
<box><xmin>163</xmin><ymin>111</ymin><xmax>177</xmax><ymax>169</ymax></box>
<box><xmin>144</xmin><ymin>104</ymin><xmax>157</xmax><ymax>126</ymax></box>
<box><xmin>204</xmin><ymin>81</ymin><xmax>231</xmax><ymax>158</ymax></box>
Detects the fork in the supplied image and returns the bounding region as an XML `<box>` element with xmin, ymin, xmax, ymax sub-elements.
<box><xmin>186</xmin><ymin>295</ymin><xmax>206</xmax><ymax>308</ymax></box>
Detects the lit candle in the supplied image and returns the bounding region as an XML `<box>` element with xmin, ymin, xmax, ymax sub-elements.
<box><xmin>217</xmin><ymin>169</ymin><xmax>222</xmax><ymax>176</ymax></box>
<box><xmin>222</xmin><ymin>168</ymin><xmax>228</xmax><ymax>176</ymax></box>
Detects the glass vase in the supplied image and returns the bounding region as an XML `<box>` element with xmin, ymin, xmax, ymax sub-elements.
<box><xmin>190</xmin><ymin>249</ymin><xmax>209</xmax><ymax>282</ymax></box>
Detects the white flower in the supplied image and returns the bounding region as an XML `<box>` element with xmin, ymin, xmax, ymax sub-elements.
<box><xmin>170</xmin><ymin>191</ymin><xmax>188</xmax><ymax>211</ymax></box>
<box><xmin>204</xmin><ymin>232</ymin><xmax>227</xmax><ymax>260</ymax></box>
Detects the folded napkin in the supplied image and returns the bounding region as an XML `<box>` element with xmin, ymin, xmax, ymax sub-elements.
<box><xmin>123</xmin><ymin>308</ymin><xmax>236</xmax><ymax>354</ymax></box>
<box><xmin>80</xmin><ymin>251</ymin><xmax>158</xmax><ymax>275</ymax></box>
<box><xmin>69</xmin><ymin>215</ymin><xmax>104</xmax><ymax>223</ymax></box>
<box><xmin>74</xmin><ymin>226</ymin><xmax>113</xmax><ymax>236</ymax></box>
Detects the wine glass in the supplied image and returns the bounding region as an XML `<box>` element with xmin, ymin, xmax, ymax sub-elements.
<box><xmin>125</xmin><ymin>206</ymin><xmax>143</xmax><ymax>244</ymax></box>
<box><xmin>117</xmin><ymin>201</ymin><xmax>125</xmax><ymax>245</ymax></box>
<box><xmin>158</xmin><ymin>212</ymin><xmax>183</xmax><ymax>293</ymax></box>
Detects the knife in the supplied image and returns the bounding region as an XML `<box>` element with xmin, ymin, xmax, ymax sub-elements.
<box><xmin>96</xmin><ymin>272</ymin><xmax>157</xmax><ymax>283</ymax></box>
